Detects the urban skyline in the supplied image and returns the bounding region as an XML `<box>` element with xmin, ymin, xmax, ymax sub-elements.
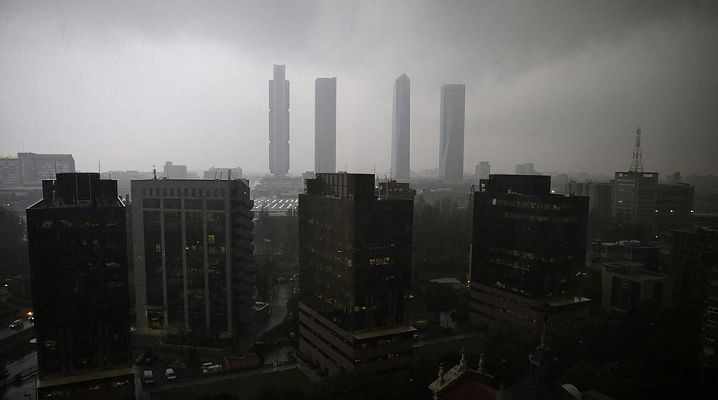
<box><xmin>1</xmin><ymin>2</ymin><xmax>716</xmax><ymax>176</ymax></box>
<box><xmin>1</xmin><ymin>2</ymin><xmax>718</xmax><ymax>400</ymax></box>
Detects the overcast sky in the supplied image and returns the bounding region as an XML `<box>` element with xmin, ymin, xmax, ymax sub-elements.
<box><xmin>1</xmin><ymin>0</ymin><xmax>716</xmax><ymax>177</ymax></box>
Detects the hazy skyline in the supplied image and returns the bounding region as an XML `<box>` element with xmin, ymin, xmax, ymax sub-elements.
<box><xmin>1</xmin><ymin>0</ymin><xmax>717</xmax><ymax>176</ymax></box>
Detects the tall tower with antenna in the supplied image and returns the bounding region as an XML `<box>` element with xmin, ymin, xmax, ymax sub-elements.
<box><xmin>629</xmin><ymin>127</ymin><xmax>643</xmax><ymax>172</ymax></box>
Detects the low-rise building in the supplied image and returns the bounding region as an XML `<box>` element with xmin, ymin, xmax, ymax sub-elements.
<box><xmin>601</xmin><ymin>262</ymin><xmax>673</xmax><ymax>313</ymax></box>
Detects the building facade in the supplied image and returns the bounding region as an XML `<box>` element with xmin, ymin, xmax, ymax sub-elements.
<box><xmin>655</xmin><ymin>183</ymin><xmax>695</xmax><ymax>226</ymax></box>
<box><xmin>515</xmin><ymin>163</ymin><xmax>539</xmax><ymax>175</ymax></box>
<box><xmin>298</xmin><ymin>173</ymin><xmax>416</xmax><ymax>376</ymax></box>
<box><xmin>163</xmin><ymin>161</ymin><xmax>188</xmax><ymax>179</ymax></box>
<box><xmin>475</xmin><ymin>162</ymin><xmax>490</xmax><ymax>182</ymax></box>
<box><xmin>601</xmin><ymin>262</ymin><xmax>673</xmax><ymax>313</ymax></box>
<box><xmin>612</xmin><ymin>171</ymin><xmax>658</xmax><ymax>223</ymax></box>
<box><xmin>203</xmin><ymin>167</ymin><xmax>243</xmax><ymax>180</ymax></box>
<box><xmin>131</xmin><ymin>178</ymin><xmax>254</xmax><ymax>338</ymax></box>
<box><xmin>269</xmin><ymin>64</ymin><xmax>290</xmax><ymax>176</ymax></box>
<box><xmin>439</xmin><ymin>84</ymin><xmax>465</xmax><ymax>180</ymax></box>
<box><xmin>0</xmin><ymin>152</ymin><xmax>75</xmax><ymax>186</ymax></box>
<box><xmin>27</xmin><ymin>173</ymin><xmax>134</xmax><ymax>400</ymax></box>
<box><xmin>391</xmin><ymin>74</ymin><xmax>410</xmax><ymax>181</ymax></box>
<box><xmin>671</xmin><ymin>228</ymin><xmax>718</xmax><ymax>360</ymax></box>
<box><xmin>315</xmin><ymin>77</ymin><xmax>337</xmax><ymax>174</ymax></box>
<box><xmin>469</xmin><ymin>175</ymin><xmax>590</xmax><ymax>333</ymax></box>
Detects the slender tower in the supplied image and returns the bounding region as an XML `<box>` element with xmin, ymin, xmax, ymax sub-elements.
<box><xmin>629</xmin><ymin>127</ymin><xmax>643</xmax><ymax>172</ymax></box>
<box><xmin>315</xmin><ymin>77</ymin><xmax>337</xmax><ymax>173</ymax></box>
<box><xmin>269</xmin><ymin>65</ymin><xmax>290</xmax><ymax>176</ymax></box>
<box><xmin>439</xmin><ymin>84</ymin><xmax>466</xmax><ymax>179</ymax></box>
<box><xmin>391</xmin><ymin>74</ymin><xmax>411</xmax><ymax>180</ymax></box>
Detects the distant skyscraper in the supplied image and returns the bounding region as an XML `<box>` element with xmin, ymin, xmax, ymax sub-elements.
<box><xmin>439</xmin><ymin>84</ymin><xmax>465</xmax><ymax>179</ymax></box>
<box><xmin>315</xmin><ymin>77</ymin><xmax>336</xmax><ymax>173</ymax></box>
<box><xmin>269</xmin><ymin>64</ymin><xmax>290</xmax><ymax>176</ymax></box>
<box><xmin>392</xmin><ymin>74</ymin><xmax>410</xmax><ymax>180</ymax></box>
<box><xmin>27</xmin><ymin>173</ymin><xmax>134</xmax><ymax>399</ymax></box>
<box><xmin>475</xmin><ymin>161</ymin><xmax>490</xmax><ymax>181</ymax></box>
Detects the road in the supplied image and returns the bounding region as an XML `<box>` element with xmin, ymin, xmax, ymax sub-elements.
<box><xmin>0</xmin><ymin>282</ymin><xmax>297</xmax><ymax>399</ymax></box>
<box><xmin>0</xmin><ymin>320</ymin><xmax>34</xmax><ymax>342</ymax></box>
<box><xmin>257</xmin><ymin>280</ymin><xmax>295</xmax><ymax>337</ymax></box>
<box><xmin>2</xmin><ymin>352</ymin><xmax>38</xmax><ymax>400</ymax></box>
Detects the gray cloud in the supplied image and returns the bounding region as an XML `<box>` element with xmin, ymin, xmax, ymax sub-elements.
<box><xmin>1</xmin><ymin>0</ymin><xmax>716</xmax><ymax>176</ymax></box>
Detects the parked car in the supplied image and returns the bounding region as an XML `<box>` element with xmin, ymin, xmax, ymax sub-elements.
<box><xmin>164</xmin><ymin>368</ymin><xmax>176</xmax><ymax>382</ymax></box>
<box><xmin>143</xmin><ymin>370</ymin><xmax>155</xmax><ymax>385</ymax></box>
<box><xmin>8</xmin><ymin>319</ymin><xmax>24</xmax><ymax>329</ymax></box>
<box><xmin>201</xmin><ymin>362</ymin><xmax>222</xmax><ymax>374</ymax></box>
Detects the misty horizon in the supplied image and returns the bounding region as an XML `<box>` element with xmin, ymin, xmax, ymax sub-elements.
<box><xmin>1</xmin><ymin>1</ymin><xmax>717</xmax><ymax>177</ymax></box>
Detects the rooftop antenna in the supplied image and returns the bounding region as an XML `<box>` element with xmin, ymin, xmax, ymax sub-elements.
<box><xmin>152</xmin><ymin>165</ymin><xmax>157</xmax><ymax>180</ymax></box>
<box><xmin>629</xmin><ymin>127</ymin><xmax>644</xmax><ymax>172</ymax></box>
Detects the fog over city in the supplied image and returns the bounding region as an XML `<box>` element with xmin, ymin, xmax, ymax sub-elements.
<box><xmin>1</xmin><ymin>0</ymin><xmax>717</xmax><ymax>175</ymax></box>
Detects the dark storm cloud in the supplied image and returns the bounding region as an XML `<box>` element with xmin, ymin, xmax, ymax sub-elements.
<box><xmin>0</xmin><ymin>0</ymin><xmax>716</xmax><ymax>176</ymax></box>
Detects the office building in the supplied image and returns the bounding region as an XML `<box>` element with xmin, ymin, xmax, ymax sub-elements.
<box><xmin>163</xmin><ymin>161</ymin><xmax>188</xmax><ymax>179</ymax></box>
<box><xmin>439</xmin><ymin>84</ymin><xmax>465</xmax><ymax>179</ymax></box>
<box><xmin>254</xmin><ymin>175</ymin><xmax>304</xmax><ymax>196</ymax></box>
<box><xmin>566</xmin><ymin>181</ymin><xmax>613</xmax><ymax>216</ymax></box>
<box><xmin>671</xmin><ymin>228</ymin><xmax>718</xmax><ymax>359</ymax></box>
<box><xmin>298</xmin><ymin>173</ymin><xmax>415</xmax><ymax>376</ymax></box>
<box><xmin>598</xmin><ymin>240</ymin><xmax>660</xmax><ymax>270</ymax></box>
<box><xmin>391</xmin><ymin>74</ymin><xmax>410</xmax><ymax>180</ymax></box>
<box><xmin>0</xmin><ymin>152</ymin><xmax>75</xmax><ymax>186</ymax></box>
<box><xmin>27</xmin><ymin>173</ymin><xmax>134</xmax><ymax>399</ymax></box>
<box><xmin>315</xmin><ymin>77</ymin><xmax>337</xmax><ymax>173</ymax></box>
<box><xmin>377</xmin><ymin>179</ymin><xmax>416</xmax><ymax>201</ymax></box>
<box><xmin>475</xmin><ymin>162</ymin><xmax>490</xmax><ymax>182</ymax></box>
<box><xmin>655</xmin><ymin>183</ymin><xmax>695</xmax><ymax>225</ymax></box>
<box><xmin>269</xmin><ymin>64</ymin><xmax>290</xmax><ymax>176</ymax></box>
<box><xmin>469</xmin><ymin>175</ymin><xmax>590</xmax><ymax>333</ymax></box>
<box><xmin>203</xmin><ymin>167</ymin><xmax>243</xmax><ymax>180</ymax></box>
<box><xmin>613</xmin><ymin>171</ymin><xmax>659</xmax><ymax>223</ymax></box>
<box><xmin>515</xmin><ymin>163</ymin><xmax>539</xmax><ymax>175</ymax></box>
<box><xmin>131</xmin><ymin>178</ymin><xmax>254</xmax><ymax>337</ymax></box>
<box><xmin>601</xmin><ymin>262</ymin><xmax>673</xmax><ymax>313</ymax></box>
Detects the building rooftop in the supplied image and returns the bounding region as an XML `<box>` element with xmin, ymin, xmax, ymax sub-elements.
<box><xmin>352</xmin><ymin>324</ymin><xmax>416</xmax><ymax>341</ymax></box>
<box><xmin>602</xmin><ymin>262</ymin><xmax>671</xmax><ymax>281</ymax></box>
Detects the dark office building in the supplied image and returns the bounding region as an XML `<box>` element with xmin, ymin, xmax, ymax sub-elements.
<box><xmin>298</xmin><ymin>173</ymin><xmax>415</xmax><ymax>376</ymax></box>
<box><xmin>613</xmin><ymin>171</ymin><xmax>659</xmax><ymax>224</ymax></box>
<box><xmin>565</xmin><ymin>181</ymin><xmax>613</xmax><ymax>216</ymax></box>
<box><xmin>131</xmin><ymin>178</ymin><xmax>255</xmax><ymax>338</ymax></box>
<box><xmin>469</xmin><ymin>175</ymin><xmax>590</xmax><ymax>333</ymax></box>
<box><xmin>27</xmin><ymin>173</ymin><xmax>134</xmax><ymax>400</ymax></box>
<box><xmin>671</xmin><ymin>228</ymin><xmax>718</xmax><ymax>362</ymax></box>
<box><xmin>655</xmin><ymin>183</ymin><xmax>695</xmax><ymax>226</ymax></box>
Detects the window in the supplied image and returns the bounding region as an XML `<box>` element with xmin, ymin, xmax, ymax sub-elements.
<box><xmin>206</xmin><ymin>199</ymin><xmax>224</xmax><ymax>210</ymax></box>
<box><xmin>163</xmin><ymin>198</ymin><xmax>181</xmax><ymax>209</ymax></box>
<box><xmin>185</xmin><ymin>199</ymin><xmax>203</xmax><ymax>209</ymax></box>
<box><xmin>143</xmin><ymin>198</ymin><xmax>160</xmax><ymax>208</ymax></box>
